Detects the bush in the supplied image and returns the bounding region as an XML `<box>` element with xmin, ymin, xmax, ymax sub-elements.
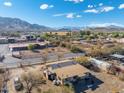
<box><xmin>70</xmin><ymin>46</ymin><xmax>82</xmax><ymax>53</ymax></box>
<box><xmin>60</xmin><ymin>43</ymin><xmax>66</xmax><ymax>48</ymax></box>
<box><xmin>27</xmin><ymin>44</ymin><xmax>35</xmax><ymax>51</ymax></box>
<box><xmin>75</xmin><ymin>56</ymin><xmax>91</xmax><ymax>67</ymax></box>
<box><xmin>0</xmin><ymin>69</ymin><xmax>5</xmax><ymax>73</ymax></box>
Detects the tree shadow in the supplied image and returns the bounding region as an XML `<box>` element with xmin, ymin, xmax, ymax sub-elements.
<box><xmin>32</xmin><ymin>50</ymin><xmax>40</xmax><ymax>53</ymax></box>
<box><xmin>73</xmin><ymin>74</ymin><xmax>104</xmax><ymax>93</ymax></box>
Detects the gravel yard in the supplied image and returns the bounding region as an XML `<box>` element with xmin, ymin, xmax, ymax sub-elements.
<box><xmin>6</xmin><ymin>63</ymin><xmax>124</xmax><ymax>93</ymax></box>
<box><xmin>84</xmin><ymin>72</ymin><xmax>124</xmax><ymax>93</ymax></box>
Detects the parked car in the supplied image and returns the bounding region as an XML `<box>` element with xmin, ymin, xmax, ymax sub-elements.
<box><xmin>1</xmin><ymin>82</ymin><xmax>8</xmax><ymax>93</ymax></box>
<box><xmin>0</xmin><ymin>55</ymin><xmax>5</xmax><ymax>62</ymax></box>
<box><xmin>13</xmin><ymin>77</ymin><xmax>23</xmax><ymax>91</ymax></box>
<box><xmin>53</xmin><ymin>79</ymin><xmax>61</xmax><ymax>86</ymax></box>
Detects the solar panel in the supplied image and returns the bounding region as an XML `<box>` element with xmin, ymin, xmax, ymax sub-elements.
<box><xmin>51</xmin><ymin>64</ymin><xmax>59</xmax><ymax>69</ymax></box>
<box><xmin>51</xmin><ymin>61</ymin><xmax>77</xmax><ymax>69</ymax></box>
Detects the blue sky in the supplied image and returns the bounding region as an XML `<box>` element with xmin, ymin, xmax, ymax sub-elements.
<box><xmin>0</xmin><ymin>0</ymin><xmax>124</xmax><ymax>27</ymax></box>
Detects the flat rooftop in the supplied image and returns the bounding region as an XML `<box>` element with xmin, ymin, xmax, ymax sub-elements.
<box><xmin>110</xmin><ymin>54</ymin><xmax>124</xmax><ymax>59</ymax></box>
<box><xmin>9</xmin><ymin>42</ymin><xmax>47</xmax><ymax>48</ymax></box>
<box><xmin>49</xmin><ymin>61</ymin><xmax>89</xmax><ymax>79</ymax></box>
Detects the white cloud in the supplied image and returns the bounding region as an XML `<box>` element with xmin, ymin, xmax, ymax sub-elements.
<box><xmin>66</xmin><ymin>13</ymin><xmax>74</xmax><ymax>18</ymax></box>
<box><xmin>53</xmin><ymin>13</ymin><xmax>81</xmax><ymax>19</ymax></box>
<box><xmin>64</xmin><ymin>0</ymin><xmax>84</xmax><ymax>3</ymax></box>
<box><xmin>76</xmin><ymin>15</ymin><xmax>82</xmax><ymax>18</ymax></box>
<box><xmin>101</xmin><ymin>6</ymin><xmax>114</xmax><ymax>12</ymax></box>
<box><xmin>53</xmin><ymin>13</ymin><xmax>66</xmax><ymax>17</ymax></box>
<box><xmin>84</xmin><ymin>6</ymin><xmax>114</xmax><ymax>13</ymax></box>
<box><xmin>84</xmin><ymin>9</ymin><xmax>98</xmax><ymax>13</ymax></box>
<box><xmin>119</xmin><ymin>4</ymin><xmax>124</xmax><ymax>9</ymax></box>
<box><xmin>53</xmin><ymin>13</ymin><xmax>68</xmax><ymax>17</ymax></box>
<box><xmin>40</xmin><ymin>4</ymin><xmax>54</xmax><ymax>10</ymax></box>
<box><xmin>40</xmin><ymin>4</ymin><xmax>48</xmax><ymax>10</ymax></box>
<box><xmin>88</xmin><ymin>5</ymin><xmax>93</xmax><ymax>8</ymax></box>
<box><xmin>99</xmin><ymin>3</ymin><xmax>103</xmax><ymax>6</ymax></box>
<box><xmin>49</xmin><ymin>5</ymin><xmax>54</xmax><ymax>8</ymax></box>
<box><xmin>3</xmin><ymin>2</ymin><xmax>12</xmax><ymax>7</ymax></box>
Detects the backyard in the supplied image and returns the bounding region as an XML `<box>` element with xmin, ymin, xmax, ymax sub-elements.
<box><xmin>6</xmin><ymin>63</ymin><xmax>124</xmax><ymax>93</ymax></box>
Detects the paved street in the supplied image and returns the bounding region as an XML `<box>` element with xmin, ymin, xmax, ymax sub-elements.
<box><xmin>0</xmin><ymin>44</ymin><xmax>85</xmax><ymax>69</ymax></box>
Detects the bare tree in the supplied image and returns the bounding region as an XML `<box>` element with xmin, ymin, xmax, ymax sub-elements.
<box><xmin>42</xmin><ymin>52</ymin><xmax>48</xmax><ymax>65</ymax></box>
<box><xmin>119</xmin><ymin>72</ymin><xmax>124</xmax><ymax>81</ymax></box>
<box><xmin>21</xmin><ymin>71</ymin><xmax>46</xmax><ymax>93</ymax></box>
<box><xmin>107</xmin><ymin>64</ymin><xmax>117</xmax><ymax>75</ymax></box>
<box><xmin>57</xmin><ymin>52</ymin><xmax>64</xmax><ymax>61</ymax></box>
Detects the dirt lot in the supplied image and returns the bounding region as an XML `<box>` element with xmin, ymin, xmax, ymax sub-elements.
<box><xmin>7</xmin><ymin>62</ymin><xmax>124</xmax><ymax>93</ymax></box>
<box><xmin>7</xmin><ymin>60</ymin><xmax>72</xmax><ymax>93</ymax></box>
<box><xmin>20</xmin><ymin>47</ymin><xmax>70</xmax><ymax>59</ymax></box>
<box><xmin>0</xmin><ymin>74</ymin><xmax>3</xmax><ymax>91</ymax></box>
<box><xmin>85</xmin><ymin>72</ymin><xmax>124</xmax><ymax>93</ymax></box>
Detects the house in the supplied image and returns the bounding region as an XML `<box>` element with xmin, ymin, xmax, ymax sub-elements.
<box><xmin>45</xmin><ymin>31</ymin><xmax>71</xmax><ymax>36</ymax></box>
<box><xmin>9</xmin><ymin>42</ymin><xmax>47</xmax><ymax>51</ymax></box>
<box><xmin>110</xmin><ymin>54</ymin><xmax>124</xmax><ymax>64</ymax></box>
<box><xmin>45</xmin><ymin>61</ymin><xmax>90</xmax><ymax>85</ymax></box>
<box><xmin>0</xmin><ymin>37</ymin><xmax>8</xmax><ymax>44</ymax></box>
<box><xmin>0</xmin><ymin>37</ymin><xmax>16</xmax><ymax>44</ymax></box>
<box><xmin>114</xmin><ymin>38</ymin><xmax>124</xmax><ymax>43</ymax></box>
<box><xmin>21</xmin><ymin>35</ymin><xmax>36</xmax><ymax>41</ymax></box>
<box><xmin>8</xmin><ymin>38</ymin><xmax>16</xmax><ymax>43</ymax></box>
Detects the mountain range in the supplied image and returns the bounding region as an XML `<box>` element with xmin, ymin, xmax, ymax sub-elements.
<box><xmin>0</xmin><ymin>16</ymin><xmax>53</xmax><ymax>32</ymax></box>
<box><xmin>0</xmin><ymin>16</ymin><xmax>124</xmax><ymax>32</ymax></box>
<box><xmin>85</xmin><ymin>25</ymin><xmax>124</xmax><ymax>32</ymax></box>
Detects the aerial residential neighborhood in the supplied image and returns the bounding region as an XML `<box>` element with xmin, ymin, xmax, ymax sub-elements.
<box><xmin>0</xmin><ymin>0</ymin><xmax>124</xmax><ymax>93</ymax></box>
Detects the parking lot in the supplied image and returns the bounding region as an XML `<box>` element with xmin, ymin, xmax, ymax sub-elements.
<box><xmin>0</xmin><ymin>44</ymin><xmax>21</xmax><ymax>68</ymax></box>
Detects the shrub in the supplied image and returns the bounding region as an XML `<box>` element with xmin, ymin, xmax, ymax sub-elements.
<box><xmin>75</xmin><ymin>56</ymin><xmax>91</xmax><ymax>67</ymax></box>
<box><xmin>28</xmin><ymin>44</ymin><xmax>35</xmax><ymax>51</ymax></box>
<box><xmin>70</xmin><ymin>46</ymin><xmax>82</xmax><ymax>53</ymax></box>
<box><xmin>61</xmin><ymin>43</ymin><xmax>66</xmax><ymax>48</ymax></box>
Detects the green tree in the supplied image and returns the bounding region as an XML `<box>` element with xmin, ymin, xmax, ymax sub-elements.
<box><xmin>28</xmin><ymin>44</ymin><xmax>35</xmax><ymax>51</ymax></box>
<box><xmin>111</xmin><ymin>32</ymin><xmax>119</xmax><ymax>38</ymax></box>
<box><xmin>70</xmin><ymin>46</ymin><xmax>82</xmax><ymax>53</ymax></box>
